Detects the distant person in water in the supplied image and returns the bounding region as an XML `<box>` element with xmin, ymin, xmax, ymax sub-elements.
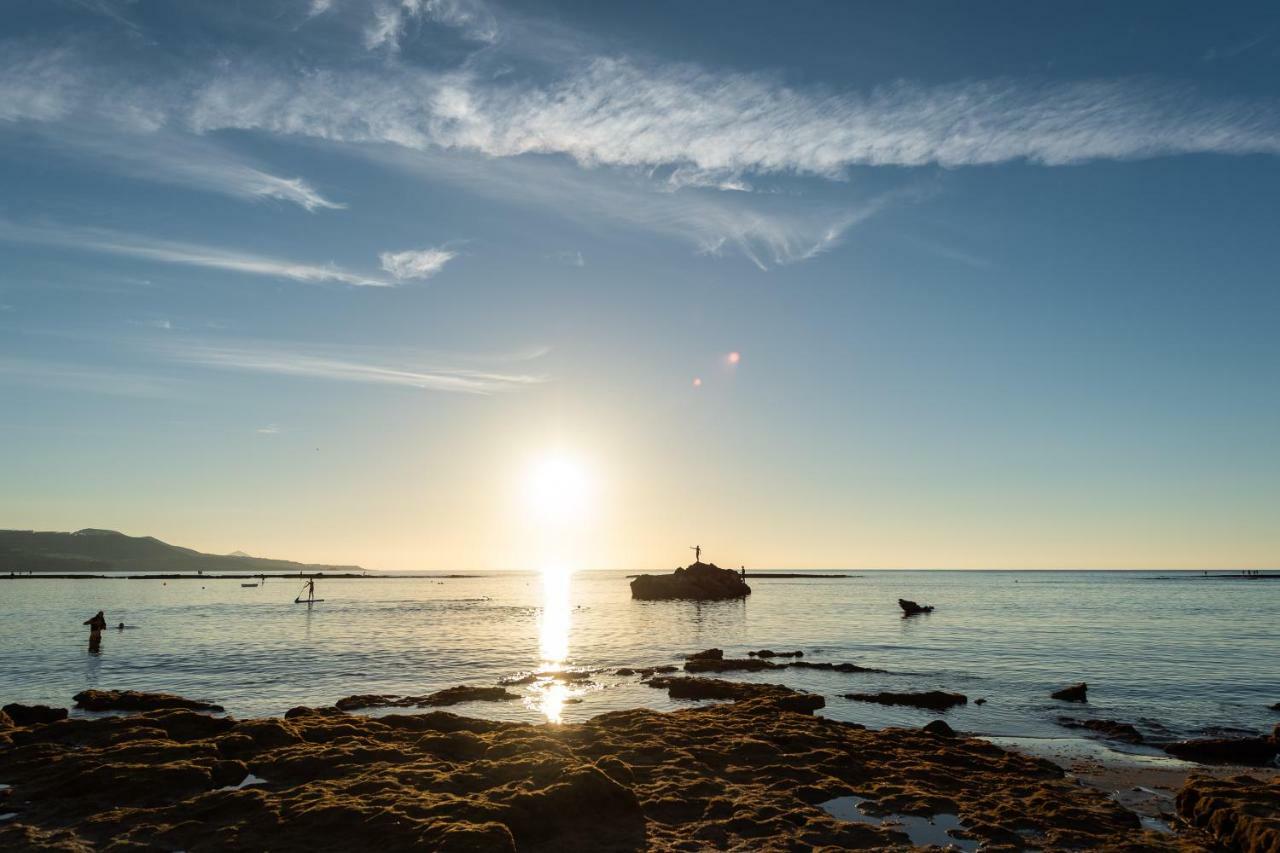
<box><xmin>740</xmin><ymin>566</ymin><xmax>746</xmax><ymax>579</ymax></box>
<box><xmin>84</xmin><ymin>611</ymin><xmax>107</xmax><ymax>652</ymax></box>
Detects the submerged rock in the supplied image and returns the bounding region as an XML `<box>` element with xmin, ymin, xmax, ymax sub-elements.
<box><xmin>1</xmin><ymin>704</ymin><xmax>68</xmax><ymax>727</ymax></box>
<box><xmin>1177</xmin><ymin>773</ymin><xmax>1280</xmax><ymax>851</ymax></box>
<box><xmin>787</xmin><ymin>660</ymin><xmax>888</xmax><ymax>674</ymax></box>
<box><xmin>684</xmin><ymin>657</ymin><xmax>778</xmax><ymax>674</ymax></box>
<box><xmin>1051</xmin><ymin>683</ymin><xmax>1089</xmax><ymax>702</ymax></box>
<box><xmin>73</xmin><ymin>690</ymin><xmax>224</xmax><ymax>713</ymax></box>
<box><xmin>685</xmin><ymin>648</ymin><xmax>724</xmax><ymax>661</ymax></box>
<box><xmin>615</xmin><ymin>665</ymin><xmax>678</xmax><ymax>677</ymax></box>
<box><xmin>335</xmin><ymin>686</ymin><xmax>520</xmax><ymax>711</ymax></box>
<box><xmin>749</xmin><ymin>649</ymin><xmax>804</xmax><ymax>658</ymax></box>
<box><xmin>1058</xmin><ymin>717</ymin><xmax>1145</xmax><ymax>745</ymax></box>
<box><xmin>843</xmin><ymin>691</ymin><xmax>968</xmax><ymax>711</ymax></box>
<box><xmin>630</xmin><ymin>562</ymin><xmax>751</xmax><ymax>601</ymax></box>
<box><xmin>646</xmin><ymin>676</ymin><xmax>823</xmax><ymax>712</ymax></box>
<box><xmin>1164</xmin><ymin>726</ymin><xmax>1279</xmax><ymax>766</ymax></box>
<box><xmin>898</xmin><ymin>598</ymin><xmax>934</xmax><ymax>616</ymax></box>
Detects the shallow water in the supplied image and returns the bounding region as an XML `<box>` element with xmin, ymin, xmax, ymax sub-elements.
<box><xmin>1</xmin><ymin>570</ymin><xmax>1276</xmax><ymax>743</ymax></box>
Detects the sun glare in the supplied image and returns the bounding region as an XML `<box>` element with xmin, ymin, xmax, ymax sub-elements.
<box><xmin>524</xmin><ymin>452</ymin><xmax>593</xmax><ymax>525</ymax></box>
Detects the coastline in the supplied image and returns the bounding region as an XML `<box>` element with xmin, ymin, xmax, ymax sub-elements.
<box><xmin>1</xmin><ymin>683</ymin><xmax>1228</xmax><ymax>851</ymax></box>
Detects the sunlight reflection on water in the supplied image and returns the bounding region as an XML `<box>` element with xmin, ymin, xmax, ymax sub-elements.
<box><xmin>537</xmin><ymin>567</ymin><xmax>572</xmax><ymax>722</ymax></box>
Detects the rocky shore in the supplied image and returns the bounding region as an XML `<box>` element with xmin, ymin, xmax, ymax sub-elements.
<box><xmin>0</xmin><ymin>683</ymin><xmax>1244</xmax><ymax>851</ymax></box>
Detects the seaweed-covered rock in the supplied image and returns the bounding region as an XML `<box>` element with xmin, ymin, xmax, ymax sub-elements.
<box><xmin>843</xmin><ymin>691</ymin><xmax>968</xmax><ymax>711</ymax></box>
<box><xmin>630</xmin><ymin>562</ymin><xmax>751</xmax><ymax>601</ymax></box>
<box><xmin>1058</xmin><ymin>717</ymin><xmax>1144</xmax><ymax>744</ymax></box>
<box><xmin>1177</xmin><ymin>773</ymin><xmax>1280</xmax><ymax>851</ymax></box>
<box><xmin>685</xmin><ymin>648</ymin><xmax>724</xmax><ymax>661</ymax></box>
<box><xmin>74</xmin><ymin>689</ymin><xmax>224</xmax><ymax>713</ymax></box>
<box><xmin>1</xmin><ymin>703</ymin><xmax>68</xmax><ymax>726</ymax></box>
<box><xmin>1165</xmin><ymin>726</ymin><xmax>1279</xmax><ymax>766</ymax></box>
<box><xmin>923</xmin><ymin>720</ymin><xmax>956</xmax><ymax>738</ymax></box>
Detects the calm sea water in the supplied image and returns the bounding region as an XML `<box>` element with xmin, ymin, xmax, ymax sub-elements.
<box><xmin>2</xmin><ymin>570</ymin><xmax>1276</xmax><ymax>746</ymax></box>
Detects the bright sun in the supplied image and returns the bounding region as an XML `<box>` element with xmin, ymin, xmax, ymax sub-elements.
<box><xmin>524</xmin><ymin>452</ymin><xmax>593</xmax><ymax>526</ymax></box>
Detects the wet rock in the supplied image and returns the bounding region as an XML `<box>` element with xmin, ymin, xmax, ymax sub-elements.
<box><xmin>1058</xmin><ymin>717</ymin><xmax>1144</xmax><ymax>745</ymax></box>
<box><xmin>0</xmin><ymin>708</ymin><xmax>13</xmax><ymax>729</ymax></box>
<box><xmin>787</xmin><ymin>661</ymin><xmax>888</xmax><ymax>674</ymax></box>
<box><xmin>0</xmin><ymin>688</ymin><xmax>1168</xmax><ymax>851</ymax></box>
<box><xmin>73</xmin><ymin>689</ymin><xmax>224</xmax><ymax>713</ymax></box>
<box><xmin>898</xmin><ymin>598</ymin><xmax>934</xmax><ymax>616</ymax></box>
<box><xmin>843</xmin><ymin>691</ymin><xmax>968</xmax><ymax>711</ymax></box>
<box><xmin>684</xmin><ymin>657</ymin><xmax>778</xmax><ymax>674</ymax></box>
<box><xmin>749</xmin><ymin>650</ymin><xmax>804</xmax><ymax>658</ymax></box>
<box><xmin>1051</xmin><ymin>683</ymin><xmax>1088</xmax><ymax>702</ymax></box>
<box><xmin>616</xmin><ymin>665</ymin><xmax>678</xmax><ymax>677</ymax></box>
<box><xmin>1177</xmin><ymin>773</ymin><xmax>1280</xmax><ymax>852</ymax></box>
<box><xmin>630</xmin><ymin>562</ymin><xmax>751</xmax><ymax>601</ymax></box>
<box><xmin>336</xmin><ymin>686</ymin><xmax>520</xmax><ymax>711</ymax></box>
<box><xmin>974</xmin><ymin>698</ymin><xmax>987</xmax><ymax>705</ymax></box>
<box><xmin>1164</xmin><ymin>726</ymin><xmax>1279</xmax><ymax>766</ymax></box>
<box><xmin>685</xmin><ymin>648</ymin><xmax>724</xmax><ymax>661</ymax></box>
<box><xmin>1270</xmin><ymin>702</ymin><xmax>1280</xmax><ymax>712</ymax></box>
<box><xmin>1</xmin><ymin>704</ymin><xmax>68</xmax><ymax>727</ymax></box>
<box><xmin>923</xmin><ymin>720</ymin><xmax>956</xmax><ymax>738</ymax></box>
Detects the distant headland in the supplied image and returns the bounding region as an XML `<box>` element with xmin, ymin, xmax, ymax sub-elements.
<box><xmin>0</xmin><ymin>528</ymin><xmax>365</xmax><ymax>576</ymax></box>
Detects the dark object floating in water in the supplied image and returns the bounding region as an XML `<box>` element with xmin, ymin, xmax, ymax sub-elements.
<box><xmin>1058</xmin><ymin>717</ymin><xmax>1144</xmax><ymax>744</ymax></box>
<box><xmin>74</xmin><ymin>690</ymin><xmax>225</xmax><ymax>713</ymax></box>
<box><xmin>1270</xmin><ymin>702</ymin><xmax>1280</xmax><ymax>712</ymax></box>
<box><xmin>749</xmin><ymin>649</ymin><xmax>804</xmax><ymax>658</ymax></box>
<box><xmin>630</xmin><ymin>561</ymin><xmax>751</xmax><ymax>601</ymax></box>
<box><xmin>1051</xmin><ymin>683</ymin><xmax>1088</xmax><ymax>703</ymax></box>
<box><xmin>844</xmin><ymin>691</ymin><xmax>968</xmax><ymax>711</ymax></box>
<box><xmin>1</xmin><ymin>703</ymin><xmax>68</xmax><ymax>726</ymax></box>
<box><xmin>898</xmin><ymin>598</ymin><xmax>934</xmax><ymax>616</ymax></box>
<box><xmin>241</xmin><ymin>583</ymin><xmax>258</xmax><ymax>588</ymax></box>
<box><xmin>1164</xmin><ymin>726</ymin><xmax>1280</xmax><ymax>766</ymax></box>
<box><xmin>335</xmin><ymin>685</ymin><xmax>520</xmax><ymax>711</ymax></box>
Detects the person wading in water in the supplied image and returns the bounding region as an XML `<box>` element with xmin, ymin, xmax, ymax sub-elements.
<box><xmin>84</xmin><ymin>611</ymin><xmax>107</xmax><ymax>652</ymax></box>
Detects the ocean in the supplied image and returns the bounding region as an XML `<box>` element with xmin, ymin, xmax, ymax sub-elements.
<box><xmin>2</xmin><ymin>570</ymin><xmax>1276</xmax><ymax>749</ymax></box>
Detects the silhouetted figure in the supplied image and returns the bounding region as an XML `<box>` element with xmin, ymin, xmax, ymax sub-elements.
<box><xmin>740</xmin><ymin>565</ymin><xmax>746</xmax><ymax>579</ymax></box>
<box><xmin>117</xmin><ymin>622</ymin><xmax>125</xmax><ymax>630</ymax></box>
<box><xmin>691</xmin><ymin>545</ymin><xmax>701</xmax><ymax>563</ymax></box>
<box><xmin>84</xmin><ymin>611</ymin><xmax>107</xmax><ymax>652</ymax></box>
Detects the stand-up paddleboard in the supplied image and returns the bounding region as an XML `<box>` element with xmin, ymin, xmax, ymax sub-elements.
<box><xmin>294</xmin><ymin>578</ymin><xmax>324</xmax><ymax>604</ymax></box>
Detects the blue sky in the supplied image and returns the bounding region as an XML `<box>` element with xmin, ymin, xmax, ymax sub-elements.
<box><xmin>2</xmin><ymin>1</ymin><xmax>1278</xmax><ymax>570</ymax></box>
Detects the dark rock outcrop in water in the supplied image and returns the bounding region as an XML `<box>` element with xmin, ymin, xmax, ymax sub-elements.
<box><xmin>923</xmin><ymin>720</ymin><xmax>956</xmax><ymax>738</ymax></box>
<box><xmin>684</xmin><ymin>657</ymin><xmax>778</xmax><ymax>674</ymax></box>
<box><xmin>787</xmin><ymin>660</ymin><xmax>888</xmax><ymax>674</ymax></box>
<box><xmin>0</xmin><ymin>687</ymin><xmax>1173</xmax><ymax>851</ymax></box>
<box><xmin>1177</xmin><ymin>774</ymin><xmax>1280</xmax><ymax>852</ymax></box>
<box><xmin>615</xmin><ymin>665</ymin><xmax>678</xmax><ymax>677</ymax></box>
<box><xmin>1051</xmin><ymin>683</ymin><xmax>1089</xmax><ymax>702</ymax></box>
<box><xmin>645</xmin><ymin>676</ymin><xmax>824</xmax><ymax>711</ymax></box>
<box><xmin>74</xmin><ymin>689</ymin><xmax>224</xmax><ymax>713</ymax></box>
<box><xmin>749</xmin><ymin>649</ymin><xmax>804</xmax><ymax>658</ymax></box>
<box><xmin>685</xmin><ymin>648</ymin><xmax>724</xmax><ymax>661</ymax></box>
<box><xmin>1058</xmin><ymin>717</ymin><xmax>1144</xmax><ymax>744</ymax></box>
<box><xmin>1164</xmin><ymin>726</ymin><xmax>1280</xmax><ymax>767</ymax></box>
<box><xmin>1</xmin><ymin>704</ymin><xmax>68</xmax><ymax>726</ymax></box>
<box><xmin>843</xmin><ymin>691</ymin><xmax>968</xmax><ymax>711</ymax></box>
<box><xmin>898</xmin><ymin>598</ymin><xmax>934</xmax><ymax>616</ymax></box>
<box><xmin>630</xmin><ymin>561</ymin><xmax>751</xmax><ymax>601</ymax></box>
<box><xmin>335</xmin><ymin>686</ymin><xmax>520</xmax><ymax>711</ymax></box>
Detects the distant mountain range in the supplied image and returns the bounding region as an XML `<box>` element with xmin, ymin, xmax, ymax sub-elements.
<box><xmin>0</xmin><ymin>528</ymin><xmax>365</xmax><ymax>574</ymax></box>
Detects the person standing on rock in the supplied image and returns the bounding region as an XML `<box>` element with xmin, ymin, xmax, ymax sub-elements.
<box><xmin>691</xmin><ymin>545</ymin><xmax>701</xmax><ymax>564</ymax></box>
<box><xmin>84</xmin><ymin>611</ymin><xmax>107</xmax><ymax>652</ymax></box>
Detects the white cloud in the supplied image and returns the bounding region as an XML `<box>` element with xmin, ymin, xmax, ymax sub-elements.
<box><xmin>379</xmin><ymin>246</ymin><xmax>456</xmax><ymax>280</ymax></box>
<box><xmin>364</xmin><ymin>0</ymin><xmax>497</xmax><ymax>50</ymax></box>
<box><xmin>0</xmin><ymin>221</ymin><xmax>390</xmax><ymax>287</ymax></box>
<box><xmin>162</xmin><ymin>339</ymin><xmax>546</xmax><ymax>395</ymax></box>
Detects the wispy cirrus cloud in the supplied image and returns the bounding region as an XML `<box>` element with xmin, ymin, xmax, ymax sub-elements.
<box><xmin>364</xmin><ymin>0</ymin><xmax>498</xmax><ymax>51</ymax></box>
<box><xmin>0</xmin><ymin>356</ymin><xmax>173</xmax><ymax>398</ymax></box>
<box><xmin>0</xmin><ymin>220</ymin><xmax>389</xmax><ymax>286</ymax></box>
<box><xmin>379</xmin><ymin>246</ymin><xmax>457</xmax><ymax>280</ymax></box>
<box><xmin>161</xmin><ymin>339</ymin><xmax>547</xmax><ymax>395</ymax></box>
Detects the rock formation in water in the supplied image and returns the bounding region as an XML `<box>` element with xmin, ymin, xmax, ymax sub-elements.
<box><xmin>898</xmin><ymin>598</ymin><xmax>934</xmax><ymax>616</ymax></box>
<box><xmin>0</xmin><ymin>687</ymin><xmax>1175</xmax><ymax>851</ymax></box>
<box><xmin>334</xmin><ymin>686</ymin><xmax>520</xmax><ymax>711</ymax></box>
<box><xmin>1057</xmin><ymin>717</ymin><xmax>1145</xmax><ymax>744</ymax></box>
<box><xmin>684</xmin><ymin>657</ymin><xmax>778</xmax><ymax>674</ymax></box>
<box><xmin>1</xmin><ymin>704</ymin><xmax>68</xmax><ymax>726</ymax></box>
<box><xmin>74</xmin><ymin>689</ymin><xmax>224</xmax><ymax>713</ymax></box>
<box><xmin>1164</xmin><ymin>725</ymin><xmax>1280</xmax><ymax>767</ymax></box>
<box><xmin>843</xmin><ymin>691</ymin><xmax>969</xmax><ymax>711</ymax></box>
<box><xmin>629</xmin><ymin>562</ymin><xmax>751</xmax><ymax>601</ymax></box>
<box><xmin>1051</xmin><ymin>682</ymin><xmax>1088</xmax><ymax>702</ymax></box>
<box><xmin>749</xmin><ymin>649</ymin><xmax>804</xmax><ymax>658</ymax></box>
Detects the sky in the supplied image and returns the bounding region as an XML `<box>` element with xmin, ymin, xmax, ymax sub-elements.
<box><xmin>1</xmin><ymin>0</ymin><xmax>1278</xmax><ymax>571</ymax></box>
